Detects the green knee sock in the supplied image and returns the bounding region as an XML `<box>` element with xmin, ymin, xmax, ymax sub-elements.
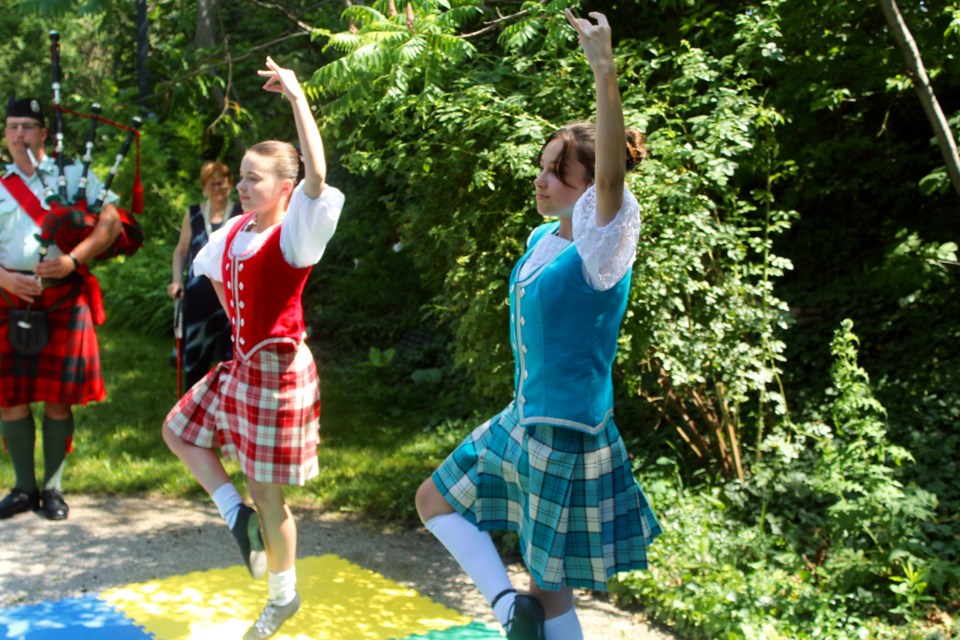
<box><xmin>42</xmin><ymin>416</ymin><xmax>74</xmax><ymax>491</ymax></box>
<box><xmin>1</xmin><ymin>416</ymin><xmax>38</xmax><ymax>493</ymax></box>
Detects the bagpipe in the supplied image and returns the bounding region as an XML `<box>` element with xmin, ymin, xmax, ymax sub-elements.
<box><xmin>30</xmin><ymin>30</ymin><xmax>145</xmax><ymax>263</ymax></box>
<box><xmin>5</xmin><ymin>31</ymin><xmax>147</xmax><ymax>339</ymax></box>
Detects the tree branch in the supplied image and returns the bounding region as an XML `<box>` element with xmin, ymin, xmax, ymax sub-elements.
<box><xmin>242</xmin><ymin>0</ymin><xmax>333</xmax><ymax>35</ymax></box>
<box><xmin>879</xmin><ymin>0</ymin><xmax>960</xmax><ymax>200</ymax></box>
<box><xmin>147</xmin><ymin>31</ymin><xmax>310</xmax><ymax>103</ymax></box>
<box><xmin>460</xmin><ymin>8</ymin><xmax>534</xmax><ymax>39</ymax></box>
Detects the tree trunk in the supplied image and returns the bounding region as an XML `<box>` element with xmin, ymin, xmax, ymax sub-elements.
<box><xmin>194</xmin><ymin>0</ymin><xmax>216</xmax><ymax>49</ymax></box>
<box><xmin>879</xmin><ymin>0</ymin><xmax>960</xmax><ymax>199</ymax></box>
<box><xmin>136</xmin><ymin>0</ymin><xmax>148</xmax><ymax>110</ymax></box>
<box><xmin>194</xmin><ymin>0</ymin><xmax>226</xmax><ymax>108</ymax></box>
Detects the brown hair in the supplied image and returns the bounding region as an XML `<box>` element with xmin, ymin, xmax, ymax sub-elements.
<box><xmin>199</xmin><ymin>161</ymin><xmax>232</xmax><ymax>188</ymax></box>
<box><xmin>538</xmin><ymin>121</ymin><xmax>647</xmax><ymax>187</ymax></box>
<box><xmin>246</xmin><ymin>140</ymin><xmax>300</xmax><ymax>182</ymax></box>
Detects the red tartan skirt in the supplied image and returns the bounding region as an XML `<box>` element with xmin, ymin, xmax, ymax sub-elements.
<box><xmin>164</xmin><ymin>341</ymin><xmax>321</xmax><ymax>486</ymax></box>
<box><xmin>0</xmin><ymin>282</ymin><xmax>105</xmax><ymax>407</ymax></box>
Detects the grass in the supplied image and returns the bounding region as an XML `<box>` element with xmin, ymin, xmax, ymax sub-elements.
<box><xmin>0</xmin><ymin>325</ymin><xmax>471</xmax><ymax>524</ymax></box>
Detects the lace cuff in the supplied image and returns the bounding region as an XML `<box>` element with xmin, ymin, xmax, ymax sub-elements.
<box><xmin>572</xmin><ymin>185</ymin><xmax>641</xmax><ymax>291</ymax></box>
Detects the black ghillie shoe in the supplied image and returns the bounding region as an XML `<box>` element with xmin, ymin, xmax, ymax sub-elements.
<box><xmin>0</xmin><ymin>488</ymin><xmax>40</xmax><ymax>519</ymax></box>
<box><xmin>504</xmin><ymin>593</ymin><xmax>545</xmax><ymax>640</ymax></box>
<box><xmin>40</xmin><ymin>489</ymin><xmax>69</xmax><ymax>521</ymax></box>
<box><xmin>231</xmin><ymin>504</ymin><xmax>267</xmax><ymax>579</ymax></box>
<box><xmin>243</xmin><ymin>592</ymin><xmax>301</xmax><ymax>640</ymax></box>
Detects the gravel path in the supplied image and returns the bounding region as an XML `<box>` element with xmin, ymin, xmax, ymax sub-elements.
<box><xmin>0</xmin><ymin>495</ymin><xmax>676</xmax><ymax>639</ymax></box>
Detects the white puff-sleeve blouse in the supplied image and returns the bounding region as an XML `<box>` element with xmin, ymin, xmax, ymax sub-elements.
<box><xmin>518</xmin><ymin>185</ymin><xmax>641</xmax><ymax>291</ymax></box>
<box><xmin>193</xmin><ymin>181</ymin><xmax>346</xmax><ymax>281</ymax></box>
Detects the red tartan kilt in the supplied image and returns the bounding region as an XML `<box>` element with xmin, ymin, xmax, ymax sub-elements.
<box><xmin>0</xmin><ymin>281</ymin><xmax>105</xmax><ymax>407</ymax></box>
<box><xmin>164</xmin><ymin>341</ymin><xmax>321</xmax><ymax>486</ymax></box>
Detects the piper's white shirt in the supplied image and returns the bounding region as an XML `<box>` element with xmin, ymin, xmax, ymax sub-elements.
<box><xmin>0</xmin><ymin>157</ymin><xmax>118</xmax><ymax>270</ymax></box>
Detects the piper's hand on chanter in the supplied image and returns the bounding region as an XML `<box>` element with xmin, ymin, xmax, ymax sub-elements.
<box><xmin>258</xmin><ymin>56</ymin><xmax>306</xmax><ymax>103</ymax></box>
<box><xmin>34</xmin><ymin>254</ymin><xmax>76</xmax><ymax>280</ymax></box>
<box><xmin>564</xmin><ymin>9</ymin><xmax>615</xmax><ymax>73</ymax></box>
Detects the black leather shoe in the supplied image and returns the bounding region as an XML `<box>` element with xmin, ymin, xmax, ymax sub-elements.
<box><xmin>505</xmin><ymin>594</ymin><xmax>545</xmax><ymax>640</ymax></box>
<box><xmin>40</xmin><ymin>489</ymin><xmax>69</xmax><ymax>520</ymax></box>
<box><xmin>231</xmin><ymin>504</ymin><xmax>267</xmax><ymax>579</ymax></box>
<box><xmin>0</xmin><ymin>488</ymin><xmax>40</xmax><ymax>519</ymax></box>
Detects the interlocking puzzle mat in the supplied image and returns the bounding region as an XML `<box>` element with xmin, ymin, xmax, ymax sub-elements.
<box><xmin>0</xmin><ymin>554</ymin><xmax>502</xmax><ymax>640</ymax></box>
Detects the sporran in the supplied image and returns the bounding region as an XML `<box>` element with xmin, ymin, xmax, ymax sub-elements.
<box><xmin>7</xmin><ymin>309</ymin><xmax>50</xmax><ymax>355</ymax></box>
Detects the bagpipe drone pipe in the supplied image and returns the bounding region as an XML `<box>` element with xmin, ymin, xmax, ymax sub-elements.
<box><xmin>32</xmin><ymin>30</ymin><xmax>145</xmax><ymax>263</ymax></box>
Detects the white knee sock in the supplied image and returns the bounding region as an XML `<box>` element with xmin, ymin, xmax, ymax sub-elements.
<box><xmin>211</xmin><ymin>483</ymin><xmax>243</xmax><ymax>530</ymax></box>
<box><xmin>544</xmin><ymin>607</ymin><xmax>583</xmax><ymax>640</ymax></box>
<box><xmin>268</xmin><ymin>566</ymin><xmax>298</xmax><ymax>606</ymax></box>
<box><xmin>425</xmin><ymin>512</ymin><xmax>515</xmax><ymax>624</ymax></box>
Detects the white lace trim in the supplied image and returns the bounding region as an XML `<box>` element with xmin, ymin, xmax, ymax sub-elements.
<box><xmin>572</xmin><ymin>185</ymin><xmax>641</xmax><ymax>291</ymax></box>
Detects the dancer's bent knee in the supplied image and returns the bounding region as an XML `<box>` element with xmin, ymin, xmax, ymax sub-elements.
<box><xmin>415</xmin><ymin>477</ymin><xmax>454</xmax><ymax>523</ymax></box>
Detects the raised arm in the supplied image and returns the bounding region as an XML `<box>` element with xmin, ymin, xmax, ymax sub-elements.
<box><xmin>258</xmin><ymin>56</ymin><xmax>327</xmax><ymax>199</ymax></box>
<box><xmin>565</xmin><ymin>9</ymin><xmax>625</xmax><ymax>225</ymax></box>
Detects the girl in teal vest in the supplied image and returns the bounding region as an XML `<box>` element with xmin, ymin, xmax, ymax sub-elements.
<box><xmin>416</xmin><ymin>11</ymin><xmax>661</xmax><ymax>640</ymax></box>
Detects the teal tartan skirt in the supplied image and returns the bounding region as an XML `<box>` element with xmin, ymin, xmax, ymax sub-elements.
<box><xmin>433</xmin><ymin>402</ymin><xmax>662</xmax><ymax>592</ymax></box>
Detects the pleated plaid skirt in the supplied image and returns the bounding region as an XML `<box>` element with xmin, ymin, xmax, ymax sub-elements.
<box><xmin>0</xmin><ymin>282</ymin><xmax>105</xmax><ymax>407</ymax></box>
<box><xmin>434</xmin><ymin>402</ymin><xmax>662</xmax><ymax>592</ymax></box>
<box><xmin>165</xmin><ymin>342</ymin><xmax>320</xmax><ymax>485</ymax></box>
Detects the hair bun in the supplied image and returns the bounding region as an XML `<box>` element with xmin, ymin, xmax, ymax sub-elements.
<box><xmin>625</xmin><ymin>129</ymin><xmax>647</xmax><ymax>171</ymax></box>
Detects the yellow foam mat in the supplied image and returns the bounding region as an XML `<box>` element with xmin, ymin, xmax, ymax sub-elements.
<box><xmin>101</xmin><ymin>554</ymin><xmax>474</xmax><ymax>639</ymax></box>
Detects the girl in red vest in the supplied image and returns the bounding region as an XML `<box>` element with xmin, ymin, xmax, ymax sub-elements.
<box><xmin>163</xmin><ymin>56</ymin><xmax>345</xmax><ymax>640</ymax></box>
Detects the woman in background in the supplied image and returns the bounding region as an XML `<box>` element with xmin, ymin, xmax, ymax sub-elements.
<box><xmin>167</xmin><ymin>161</ymin><xmax>241</xmax><ymax>390</ymax></box>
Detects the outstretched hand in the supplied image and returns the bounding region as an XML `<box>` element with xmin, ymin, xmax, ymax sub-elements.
<box><xmin>258</xmin><ymin>56</ymin><xmax>306</xmax><ymax>102</ymax></box>
<box><xmin>564</xmin><ymin>9</ymin><xmax>614</xmax><ymax>71</ymax></box>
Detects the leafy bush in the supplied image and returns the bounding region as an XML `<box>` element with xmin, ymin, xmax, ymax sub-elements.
<box><xmin>96</xmin><ymin>238</ymin><xmax>175</xmax><ymax>336</ymax></box>
<box><xmin>612</xmin><ymin>472</ymin><xmax>946</xmax><ymax>640</ymax></box>
<box><xmin>745</xmin><ymin>320</ymin><xmax>939</xmax><ymax>605</ymax></box>
<box><xmin>612</xmin><ymin>320</ymin><xmax>947</xmax><ymax>639</ymax></box>
<box><xmin>312</xmin><ymin>1</ymin><xmax>799</xmax><ymax>478</ymax></box>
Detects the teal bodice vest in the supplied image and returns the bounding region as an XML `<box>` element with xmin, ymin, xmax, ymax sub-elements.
<box><xmin>508</xmin><ymin>222</ymin><xmax>631</xmax><ymax>435</ymax></box>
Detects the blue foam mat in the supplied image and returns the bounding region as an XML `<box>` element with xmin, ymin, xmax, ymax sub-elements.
<box><xmin>0</xmin><ymin>594</ymin><xmax>152</xmax><ymax>640</ymax></box>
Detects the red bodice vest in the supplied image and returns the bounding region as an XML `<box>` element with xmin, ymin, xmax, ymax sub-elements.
<box><xmin>221</xmin><ymin>212</ymin><xmax>312</xmax><ymax>360</ymax></box>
